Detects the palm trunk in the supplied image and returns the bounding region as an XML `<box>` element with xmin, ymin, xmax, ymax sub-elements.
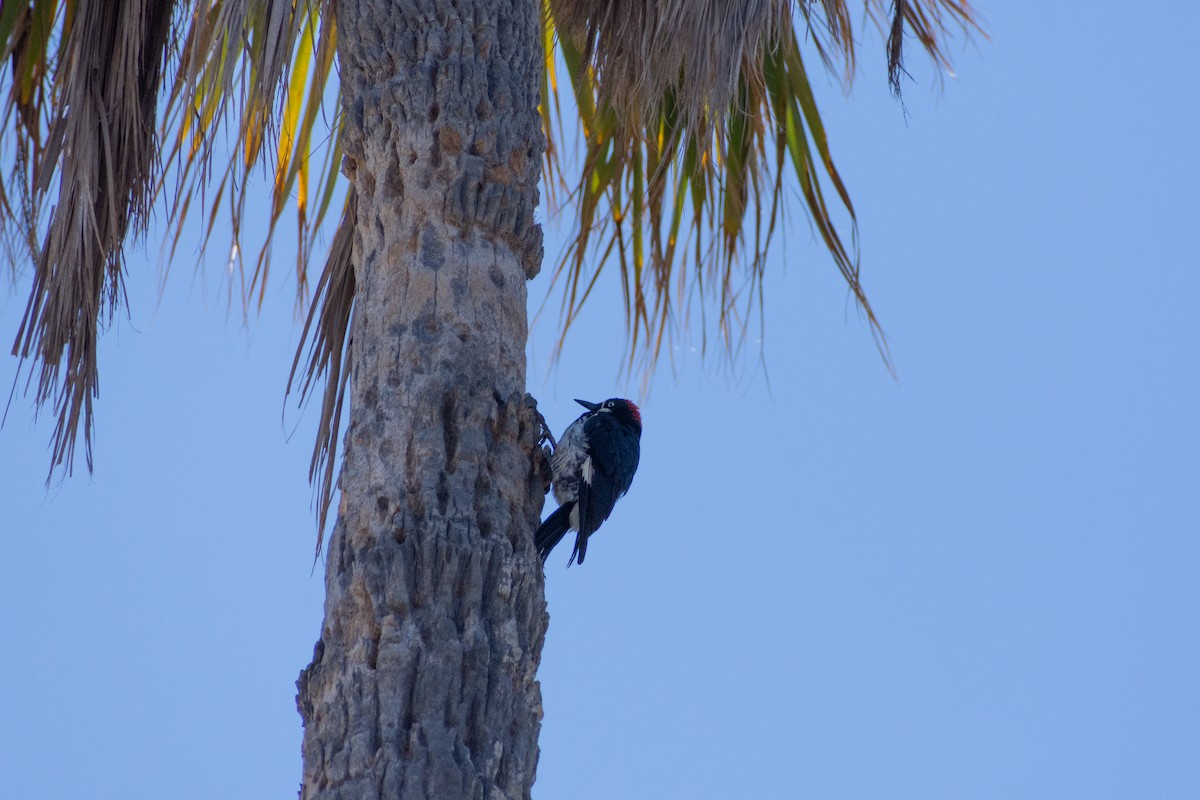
<box><xmin>296</xmin><ymin>0</ymin><xmax>548</xmax><ymax>797</ymax></box>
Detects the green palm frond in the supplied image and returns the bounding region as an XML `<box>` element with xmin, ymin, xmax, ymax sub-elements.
<box><xmin>157</xmin><ymin>0</ymin><xmax>342</xmax><ymax>309</ymax></box>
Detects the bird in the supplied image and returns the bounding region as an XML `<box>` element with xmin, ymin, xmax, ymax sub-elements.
<box><xmin>535</xmin><ymin>398</ymin><xmax>642</xmax><ymax>566</ymax></box>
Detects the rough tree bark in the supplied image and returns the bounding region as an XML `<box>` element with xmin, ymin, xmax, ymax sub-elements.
<box><xmin>295</xmin><ymin>0</ymin><xmax>549</xmax><ymax>798</ymax></box>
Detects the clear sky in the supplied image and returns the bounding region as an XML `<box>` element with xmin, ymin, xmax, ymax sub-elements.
<box><xmin>3</xmin><ymin>5</ymin><xmax>1198</xmax><ymax>799</ymax></box>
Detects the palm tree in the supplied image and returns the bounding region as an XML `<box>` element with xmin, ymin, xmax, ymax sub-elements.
<box><xmin>1</xmin><ymin>1</ymin><xmax>980</xmax><ymax>797</ymax></box>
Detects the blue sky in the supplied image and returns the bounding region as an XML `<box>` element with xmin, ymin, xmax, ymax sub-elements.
<box><xmin>3</xmin><ymin>4</ymin><xmax>1199</xmax><ymax>799</ymax></box>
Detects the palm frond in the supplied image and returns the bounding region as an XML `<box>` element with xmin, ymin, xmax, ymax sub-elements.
<box><xmin>157</xmin><ymin>0</ymin><xmax>340</xmax><ymax>308</ymax></box>
<box><xmin>3</xmin><ymin>0</ymin><xmax>174</xmax><ymax>475</ymax></box>
<box><xmin>864</xmin><ymin>0</ymin><xmax>986</xmax><ymax>96</ymax></box>
<box><xmin>2</xmin><ymin>0</ymin><xmax>343</xmax><ymax>479</ymax></box>
<box><xmin>541</xmin><ymin>0</ymin><xmax>982</xmax><ymax>377</ymax></box>
<box><xmin>287</xmin><ymin>187</ymin><xmax>355</xmax><ymax>559</ymax></box>
<box><xmin>1</xmin><ymin>0</ymin><xmax>982</xmax><ymax>540</ymax></box>
<box><xmin>549</xmin><ymin>0</ymin><xmax>787</xmax><ymax>143</ymax></box>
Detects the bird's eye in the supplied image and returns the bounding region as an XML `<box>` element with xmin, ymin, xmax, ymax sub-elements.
<box><xmin>605</xmin><ymin>401</ymin><xmax>614</xmax><ymax>408</ymax></box>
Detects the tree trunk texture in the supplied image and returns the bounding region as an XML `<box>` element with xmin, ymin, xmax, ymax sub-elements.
<box><xmin>296</xmin><ymin>0</ymin><xmax>547</xmax><ymax>798</ymax></box>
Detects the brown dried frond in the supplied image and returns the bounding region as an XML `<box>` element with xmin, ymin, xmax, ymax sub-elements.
<box><xmin>549</xmin><ymin>0</ymin><xmax>791</xmax><ymax>142</ymax></box>
<box><xmin>4</xmin><ymin>1</ymin><xmax>334</xmax><ymax>478</ymax></box>
<box><xmin>287</xmin><ymin>188</ymin><xmax>356</xmax><ymax>558</ymax></box>
<box><xmin>865</xmin><ymin>0</ymin><xmax>986</xmax><ymax>95</ymax></box>
<box><xmin>7</xmin><ymin>0</ymin><xmax>175</xmax><ymax>475</ymax></box>
<box><xmin>796</xmin><ymin>0</ymin><xmax>856</xmax><ymax>83</ymax></box>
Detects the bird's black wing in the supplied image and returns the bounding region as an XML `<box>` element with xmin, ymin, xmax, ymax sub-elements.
<box><xmin>576</xmin><ymin>414</ymin><xmax>641</xmax><ymax>538</ymax></box>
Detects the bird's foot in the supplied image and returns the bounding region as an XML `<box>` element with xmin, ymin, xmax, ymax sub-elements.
<box><xmin>522</xmin><ymin>394</ymin><xmax>556</xmax><ymax>492</ymax></box>
<box><xmin>527</xmin><ymin>396</ymin><xmax>557</xmax><ymax>450</ymax></box>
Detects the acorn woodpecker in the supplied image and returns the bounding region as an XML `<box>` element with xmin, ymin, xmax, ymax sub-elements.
<box><xmin>535</xmin><ymin>398</ymin><xmax>642</xmax><ymax>566</ymax></box>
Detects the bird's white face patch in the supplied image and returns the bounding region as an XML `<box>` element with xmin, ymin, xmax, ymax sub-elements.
<box><xmin>581</xmin><ymin>456</ymin><xmax>594</xmax><ymax>485</ymax></box>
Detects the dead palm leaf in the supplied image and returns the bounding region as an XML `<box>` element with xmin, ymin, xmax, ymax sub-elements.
<box><xmin>2</xmin><ymin>0</ymin><xmax>343</xmax><ymax>482</ymax></box>
<box><xmin>5</xmin><ymin>0</ymin><xmax>174</xmax><ymax>474</ymax></box>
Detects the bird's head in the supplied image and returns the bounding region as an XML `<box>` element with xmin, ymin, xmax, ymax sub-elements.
<box><xmin>576</xmin><ymin>397</ymin><xmax>642</xmax><ymax>434</ymax></box>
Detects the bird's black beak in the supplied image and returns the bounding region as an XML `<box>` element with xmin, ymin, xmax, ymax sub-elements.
<box><xmin>574</xmin><ymin>399</ymin><xmax>601</xmax><ymax>412</ymax></box>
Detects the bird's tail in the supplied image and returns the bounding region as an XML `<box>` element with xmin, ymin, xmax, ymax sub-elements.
<box><xmin>568</xmin><ymin>533</ymin><xmax>588</xmax><ymax>566</ymax></box>
<box><xmin>535</xmin><ymin>503</ymin><xmax>574</xmax><ymax>563</ymax></box>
